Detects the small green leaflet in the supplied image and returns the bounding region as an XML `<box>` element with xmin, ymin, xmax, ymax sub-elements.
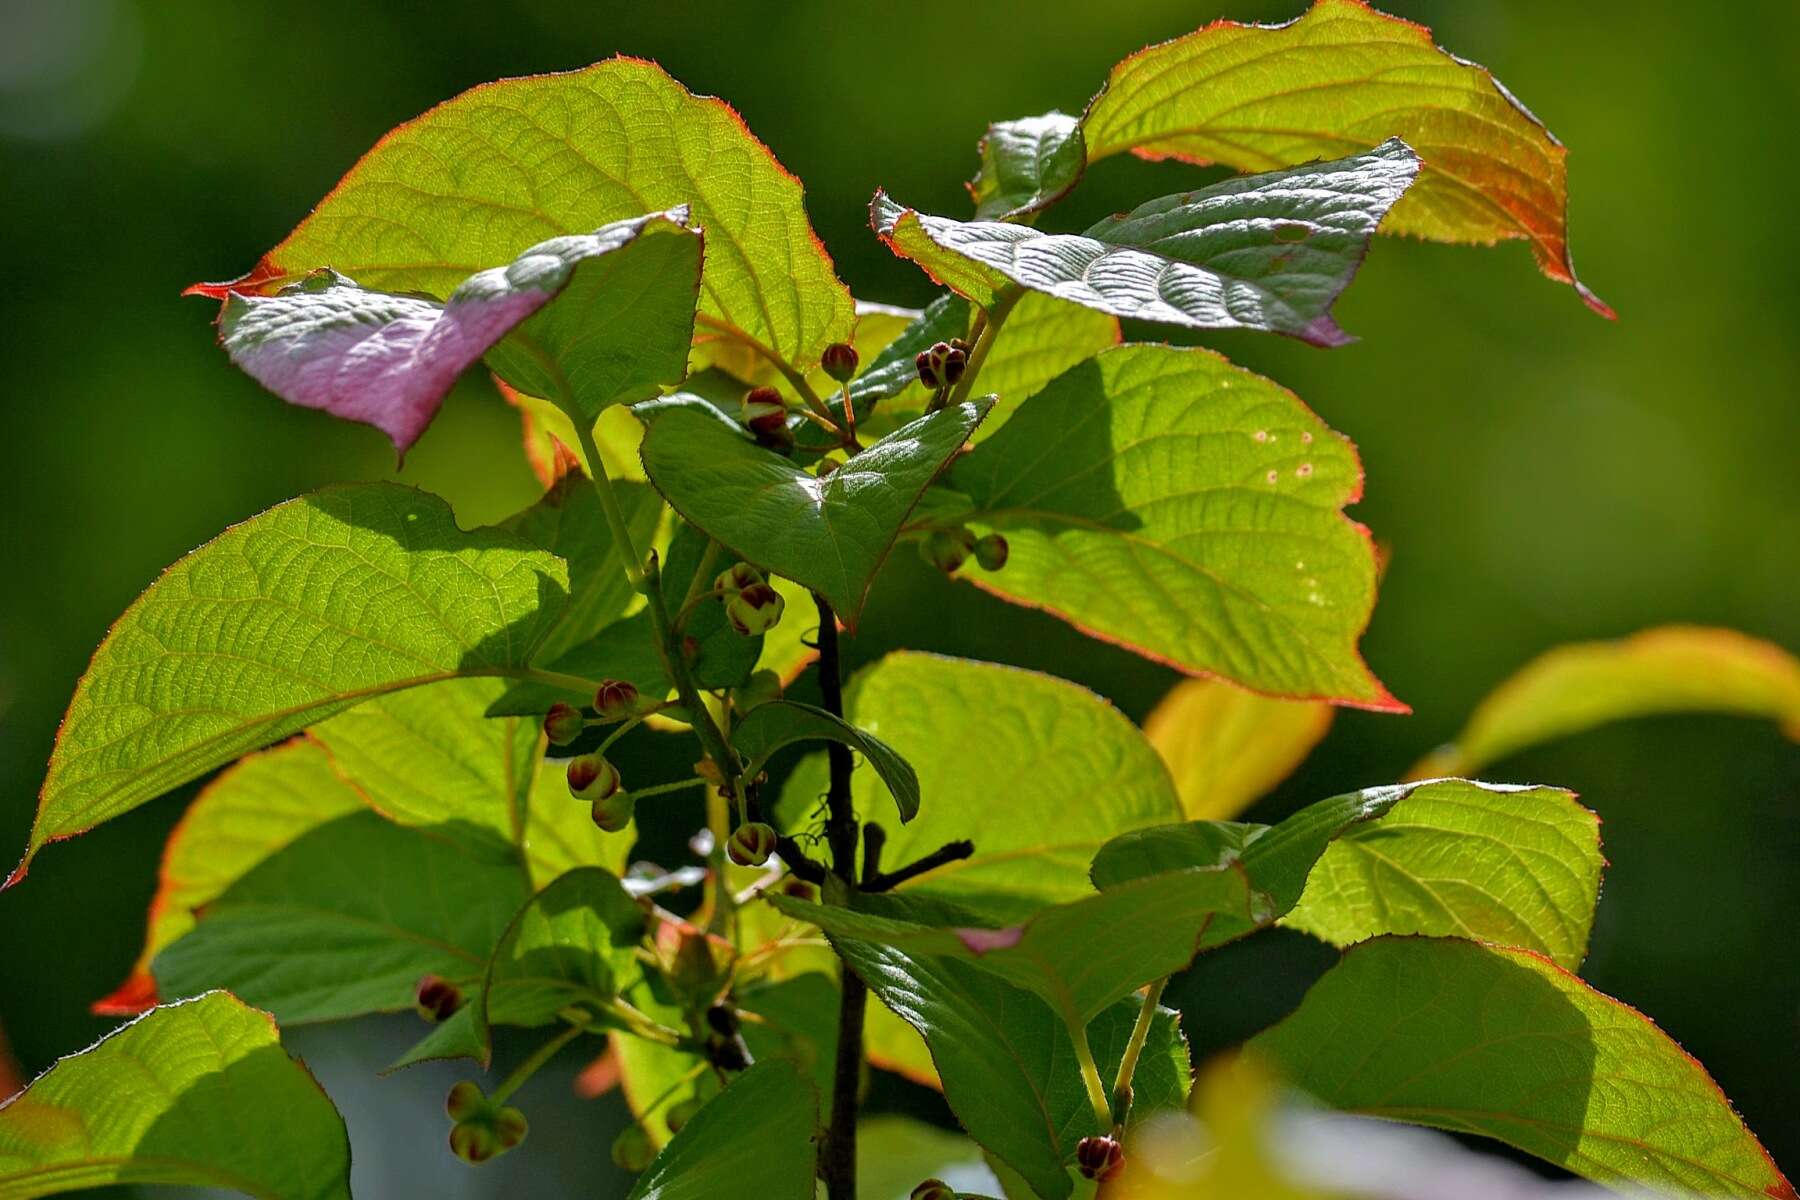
<box><xmin>193</xmin><ymin>58</ymin><xmax>852</xmax><ymax>370</ymax></box>
<box><xmin>774</xmin><ymin>652</ymin><xmax>1181</xmax><ymax>920</ymax></box>
<box><xmin>626</xmin><ymin>1059</ymin><xmax>819</xmax><ymax>1200</ymax></box>
<box><xmin>217</xmin><ymin>210</ymin><xmax>698</xmax><ymax>453</ymax></box>
<box><xmin>1079</xmin><ymin>0</ymin><xmax>1610</xmax><ymax>314</ymax></box>
<box><xmin>0</xmin><ymin>993</ymin><xmax>351</xmax><ymax>1200</ymax></box>
<box><xmin>950</xmin><ymin>344</ymin><xmax>1398</xmax><ymax>710</ymax></box>
<box><xmin>875</xmin><ymin>138</ymin><xmax>1420</xmax><ymax>345</ymax></box>
<box><xmin>13</xmin><ymin>483</ymin><xmax>568</xmax><ymax>884</ymax></box>
<box><xmin>1414</xmin><ymin>625</ymin><xmax>1800</xmax><ymax>778</ymax></box>
<box><xmin>1250</xmin><ymin>937</ymin><xmax>1793</xmax><ymax>1199</ymax></box>
<box><xmin>729</xmin><ymin>699</ymin><xmax>920</xmax><ymax>822</ymax></box>
<box><xmin>967</xmin><ymin>112</ymin><xmax>1086</xmax><ymax>220</ymax></box>
<box><xmin>636</xmin><ymin>394</ymin><xmax>993</xmax><ymax>623</ymax></box>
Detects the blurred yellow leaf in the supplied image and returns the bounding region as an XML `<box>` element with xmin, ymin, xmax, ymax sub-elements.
<box><xmin>1144</xmin><ymin>680</ymin><xmax>1333</xmax><ymax>820</ymax></box>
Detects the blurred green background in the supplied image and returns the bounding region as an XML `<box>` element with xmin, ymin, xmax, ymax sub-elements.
<box><xmin>1</xmin><ymin>0</ymin><xmax>1795</xmax><ymax>1194</ymax></box>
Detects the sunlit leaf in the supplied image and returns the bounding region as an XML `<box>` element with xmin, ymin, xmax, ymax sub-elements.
<box><xmin>730</xmin><ymin>699</ymin><xmax>920</xmax><ymax>822</ymax></box>
<box><xmin>1080</xmin><ymin>0</ymin><xmax>1610</xmax><ymax>314</ymax></box>
<box><xmin>967</xmin><ymin>112</ymin><xmax>1086</xmax><ymax>221</ymax></box>
<box><xmin>1249</xmin><ymin>937</ymin><xmax>1792</xmax><ymax>1199</ymax></box>
<box><xmin>950</xmin><ymin>345</ymin><xmax>1399</xmax><ymax>710</ymax></box>
<box><xmin>637</xmin><ymin>394</ymin><xmax>993</xmax><ymax>622</ymax></box>
<box><xmin>775</xmin><ymin>653</ymin><xmax>1182</xmax><ymax>920</ymax></box>
<box><xmin>1144</xmin><ymin>679</ymin><xmax>1333</xmax><ymax>820</ymax></box>
<box><xmin>13</xmin><ymin>483</ymin><xmax>569</xmax><ymax>884</ymax></box>
<box><xmin>627</xmin><ymin>1059</ymin><xmax>819</xmax><ymax>1200</ymax></box>
<box><xmin>1414</xmin><ymin>625</ymin><xmax>1800</xmax><ymax>778</ymax></box>
<box><xmin>193</xmin><ymin>59</ymin><xmax>852</xmax><ymax>371</ymax></box>
<box><xmin>0</xmin><ymin>993</ymin><xmax>350</xmax><ymax>1200</ymax></box>
<box><xmin>875</xmin><ymin>138</ymin><xmax>1420</xmax><ymax>345</ymax></box>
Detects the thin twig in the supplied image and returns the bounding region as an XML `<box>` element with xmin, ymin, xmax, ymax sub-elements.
<box><xmin>864</xmin><ymin>839</ymin><xmax>975</xmax><ymax>893</ymax></box>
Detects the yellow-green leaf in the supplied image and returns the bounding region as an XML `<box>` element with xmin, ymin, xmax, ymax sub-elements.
<box><xmin>1144</xmin><ymin>679</ymin><xmax>1333</xmax><ymax>820</ymax></box>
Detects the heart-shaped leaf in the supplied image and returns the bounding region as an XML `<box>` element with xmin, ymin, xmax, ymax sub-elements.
<box><xmin>636</xmin><ymin>395</ymin><xmax>993</xmax><ymax>623</ymax></box>
<box><xmin>217</xmin><ymin>210</ymin><xmax>697</xmax><ymax>453</ymax></box>
<box><xmin>968</xmin><ymin>112</ymin><xmax>1086</xmax><ymax>221</ymax></box>
<box><xmin>1250</xmin><ymin>937</ymin><xmax>1792</xmax><ymax>1199</ymax></box>
<box><xmin>0</xmin><ymin>993</ymin><xmax>351</xmax><ymax>1200</ymax></box>
<box><xmin>875</xmin><ymin>138</ymin><xmax>1420</xmax><ymax>345</ymax></box>
<box><xmin>729</xmin><ymin>699</ymin><xmax>920</xmax><ymax>823</ymax></box>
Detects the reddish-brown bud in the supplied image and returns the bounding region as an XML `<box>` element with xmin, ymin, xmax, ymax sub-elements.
<box><xmin>974</xmin><ymin>533</ymin><xmax>1009</xmax><ymax>572</ymax></box>
<box><xmin>414</xmin><ymin>974</ymin><xmax>464</xmax><ymax>1023</ymax></box>
<box><xmin>450</xmin><ymin>1120</ymin><xmax>500</xmax><ymax>1165</ymax></box>
<box><xmin>715</xmin><ymin>562</ymin><xmax>764</xmax><ymax>595</ymax></box>
<box><xmin>821</xmin><ymin>341</ymin><xmax>860</xmax><ymax>383</ymax></box>
<box><xmin>1075</xmin><ymin>1134</ymin><xmax>1125</xmax><ymax>1181</ymax></box>
<box><xmin>491</xmin><ymin>1106</ymin><xmax>529</xmax><ymax>1150</ymax></box>
<box><xmin>779</xmin><ymin>878</ymin><xmax>815</xmax><ymax>901</ymax></box>
<box><xmin>911</xmin><ymin>1181</ymin><xmax>956</xmax><ymax>1200</ymax></box>
<box><xmin>445</xmin><ymin>1080</ymin><xmax>486</xmax><ymax>1123</ymax></box>
<box><xmin>611</xmin><ymin>1123</ymin><xmax>655</xmax><ymax>1171</ymax></box>
<box><xmin>566</xmin><ymin>753</ymin><xmax>621</xmax><ymax>802</ymax></box>
<box><xmin>916</xmin><ymin>341</ymin><xmax>953</xmax><ymax>389</ymax></box>
<box><xmin>726</xmin><ymin>821</ymin><xmax>779</xmax><ymax>867</ymax></box>
<box><xmin>543</xmin><ymin>701</ymin><xmax>585</xmax><ymax>746</ymax></box>
<box><xmin>594</xmin><ymin>678</ymin><xmax>641</xmax><ymax>721</ymax></box>
<box><xmin>725</xmin><ymin>583</ymin><xmax>784</xmax><ymax>636</ymax></box>
<box><xmin>920</xmin><ymin>528</ymin><xmax>976</xmax><ymax>573</ymax></box>
<box><xmin>590</xmin><ymin>789</ymin><xmax>636</xmax><ymax>833</ymax></box>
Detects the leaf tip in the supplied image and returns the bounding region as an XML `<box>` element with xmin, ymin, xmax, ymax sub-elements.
<box><xmin>91</xmin><ymin>973</ymin><xmax>159</xmax><ymax>1017</ymax></box>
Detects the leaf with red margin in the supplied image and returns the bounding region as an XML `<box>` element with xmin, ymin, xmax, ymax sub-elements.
<box><xmin>1249</xmin><ymin>937</ymin><xmax>1794</xmax><ymax>1200</ymax></box>
<box><xmin>948</xmin><ymin>344</ymin><xmax>1402</xmax><ymax>711</ymax></box>
<box><xmin>214</xmin><ymin>210</ymin><xmax>697</xmax><ymax>454</ymax></box>
<box><xmin>189</xmin><ymin>58</ymin><xmax>852</xmax><ymax>373</ymax></box>
<box><xmin>0</xmin><ymin>992</ymin><xmax>352</xmax><ymax>1200</ymax></box>
<box><xmin>1413</xmin><ymin>625</ymin><xmax>1800</xmax><ymax>779</ymax></box>
<box><xmin>1081</xmin><ymin>0</ymin><xmax>1612</xmax><ymax>316</ymax></box>
<box><xmin>874</xmin><ymin>137</ymin><xmax>1421</xmax><ymax>346</ymax></box>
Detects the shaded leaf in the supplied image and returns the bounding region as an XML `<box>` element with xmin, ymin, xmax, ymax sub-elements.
<box><xmin>968</xmin><ymin>112</ymin><xmax>1086</xmax><ymax>220</ymax></box>
<box><xmin>775</xmin><ymin>653</ymin><xmax>1181</xmax><ymax>920</ymax></box>
<box><xmin>1144</xmin><ymin>678</ymin><xmax>1332</xmax><ymax>820</ymax></box>
<box><xmin>874</xmin><ymin>138</ymin><xmax>1420</xmax><ymax>345</ymax></box>
<box><xmin>1414</xmin><ymin>625</ymin><xmax>1800</xmax><ymax>778</ymax></box>
<box><xmin>856</xmin><ymin>1115</ymin><xmax>1003</xmax><ymax>1200</ymax></box>
<box><xmin>215</xmin><ymin>211</ymin><xmax>696</xmax><ymax>452</ymax></box>
<box><xmin>193</xmin><ymin>59</ymin><xmax>851</xmax><ymax>370</ymax></box>
<box><xmin>730</xmin><ymin>700</ymin><xmax>919</xmax><ymax>822</ymax></box>
<box><xmin>1080</xmin><ymin>0</ymin><xmax>1610</xmax><ymax>314</ymax></box>
<box><xmin>0</xmin><ymin>992</ymin><xmax>350</xmax><ymax>1200</ymax></box>
<box><xmin>14</xmin><ymin>483</ymin><xmax>568</xmax><ymax>883</ymax></box>
<box><xmin>485</xmin><ymin>867</ymin><xmax>647</xmax><ymax>1029</ymax></box>
<box><xmin>636</xmin><ymin>395</ymin><xmax>993</xmax><ymax>623</ymax></box>
<box><xmin>950</xmin><ymin>345</ymin><xmax>1398</xmax><ymax>710</ymax></box>
<box><xmin>627</xmin><ymin>1059</ymin><xmax>819</xmax><ymax>1200</ymax></box>
<box><xmin>1249</xmin><ymin>937</ymin><xmax>1792</xmax><ymax>1199</ymax></box>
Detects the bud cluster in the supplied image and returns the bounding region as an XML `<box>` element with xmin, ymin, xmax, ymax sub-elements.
<box><xmin>443</xmin><ymin>1080</ymin><xmax>528</xmax><ymax>1166</ymax></box>
<box><xmin>919</xmin><ymin>528</ymin><xmax>1008</xmax><ymax>575</ymax></box>
<box><xmin>566</xmin><ymin>751</ymin><xmax>634</xmax><ymax>831</ymax></box>
<box><xmin>413</xmin><ymin>973</ymin><xmax>464</xmax><ymax>1023</ymax></box>
<box><xmin>715</xmin><ymin>562</ymin><xmax>784</xmax><ymax>636</ymax></box>
<box><xmin>915</xmin><ymin>339</ymin><xmax>970</xmax><ymax>390</ymax></box>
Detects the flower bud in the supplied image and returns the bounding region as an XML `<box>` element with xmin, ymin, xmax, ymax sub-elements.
<box><xmin>821</xmin><ymin>341</ymin><xmax>860</xmax><ymax>383</ymax></box>
<box><xmin>611</xmin><ymin>1123</ymin><xmax>656</xmax><ymax>1172</ymax></box>
<box><xmin>445</xmin><ymin>1080</ymin><xmax>486</xmax><ymax>1123</ymax></box>
<box><xmin>664</xmin><ymin>1095</ymin><xmax>704</xmax><ymax>1134</ymax></box>
<box><xmin>779</xmin><ymin>878</ymin><xmax>816</xmax><ymax>901</ymax></box>
<box><xmin>590</xmin><ymin>788</ymin><xmax>636</xmax><ymax>833</ymax></box>
<box><xmin>915</xmin><ymin>341</ymin><xmax>953</xmax><ymax>389</ymax></box>
<box><xmin>726</xmin><ymin>821</ymin><xmax>778</xmax><ymax>867</ymax></box>
<box><xmin>911</xmin><ymin>1181</ymin><xmax>957</xmax><ymax>1200</ymax></box>
<box><xmin>450</xmin><ymin>1120</ymin><xmax>500</xmax><ymax>1165</ymax></box>
<box><xmin>742</xmin><ymin>385</ymin><xmax>785</xmax><ymax>420</ymax></box>
<box><xmin>594</xmin><ymin>678</ymin><xmax>641</xmax><ymax>721</ymax></box>
<box><xmin>543</xmin><ymin>701</ymin><xmax>585</xmax><ymax>746</ymax></box>
<box><xmin>492</xmin><ymin>1105</ymin><xmax>529</xmax><ymax>1150</ymax></box>
<box><xmin>414</xmin><ymin>974</ymin><xmax>464</xmax><ymax>1023</ymax></box>
<box><xmin>814</xmin><ymin>456</ymin><xmax>842</xmax><ymax>478</ymax></box>
<box><xmin>714</xmin><ymin>562</ymin><xmax>764</xmax><ymax>596</ymax></box>
<box><xmin>1075</xmin><ymin>1134</ymin><xmax>1125</xmax><ymax>1181</ymax></box>
<box><xmin>942</xmin><ymin>344</ymin><xmax>968</xmax><ymax>385</ymax></box>
<box><xmin>725</xmin><ymin>583</ymin><xmax>784</xmax><ymax>636</ymax></box>
<box><xmin>919</xmin><ymin>528</ymin><xmax>976</xmax><ymax>573</ymax></box>
<box><xmin>974</xmin><ymin>533</ymin><xmax>1009</xmax><ymax>572</ymax></box>
<box><xmin>566</xmin><ymin>753</ymin><xmax>621</xmax><ymax>801</ymax></box>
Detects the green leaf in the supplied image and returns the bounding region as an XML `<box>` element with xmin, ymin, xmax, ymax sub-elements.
<box><xmin>833</xmin><ymin>938</ymin><xmax>1188</xmax><ymax>1200</ymax></box>
<box><xmin>1080</xmin><ymin>0</ymin><xmax>1610</xmax><ymax>314</ymax></box>
<box><xmin>874</xmin><ymin>138</ymin><xmax>1420</xmax><ymax>345</ymax></box>
<box><xmin>730</xmin><ymin>700</ymin><xmax>919</xmax><ymax>823</ymax></box>
<box><xmin>626</xmin><ymin>1059</ymin><xmax>819</xmax><ymax>1200</ymax></box>
<box><xmin>636</xmin><ymin>395</ymin><xmax>993</xmax><ymax>623</ymax></box>
<box><xmin>215</xmin><ymin>211</ymin><xmax>697</xmax><ymax>453</ymax></box>
<box><xmin>950</xmin><ymin>345</ymin><xmax>1398</xmax><ymax>710</ymax></box>
<box><xmin>1144</xmin><ymin>678</ymin><xmax>1333</xmax><ymax>820</ymax></box>
<box><xmin>1248</xmin><ymin>937</ymin><xmax>1792</xmax><ymax>1199</ymax></box>
<box><xmin>774</xmin><ymin>653</ymin><xmax>1181</xmax><ymax>919</ymax></box>
<box><xmin>773</xmin><ymin>868</ymin><xmax>1248</xmax><ymax>1029</ymax></box>
<box><xmin>1284</xmin><ymin>780</ymin><xmax>1602</xmax><ymax>969</ymax></box>
<box><xmin>95</xmin><ymin>739</ymin><xmax>363</xmax><ymax>1016</ymax></box>
<box><xmin>501</xmin><ymin>473</ymin><xmax>663</xmax><ymax>664</ymax></box>
<box><xmin>1415</xmin><ymin>625</ymin><xmax>1800</xmax><ymax>778</ymax></box>
<box><xmin>968</xmin><ymin>112</ymin><xmax>1086</xmax><ymax>221</ymax></box>
<box><xmin>195</xmin><ymin>59</ymin><xmax>852</xmax><ymax>371</ymax></box>
<box><xmin>0</xmin><ymin>992</ymin><xmax>350</xmax><ymax>1200</ymax></box>
<box><xmin>855</xmin><ymin>1116</ymin><xmax>999</xmax><ymax>1200</ymax></box>
<box><xmin>484</xmin><ymin>866</ymin><xmax>647</xmax><ymax>1029</ymax></box>
<box><xmin>151</xmin><ymin>811</ymin><xmax>527</xmax><ymax>1024</ymax></box>
<box><xmin>15</xmin><ymin>482</ymin><xmax>569</xmax><ymax>883</ymax></box>
<box><xmin>736</xmin><ymin>973</ymin><xmax>840</xmax><ymax>1112</ymax></box>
